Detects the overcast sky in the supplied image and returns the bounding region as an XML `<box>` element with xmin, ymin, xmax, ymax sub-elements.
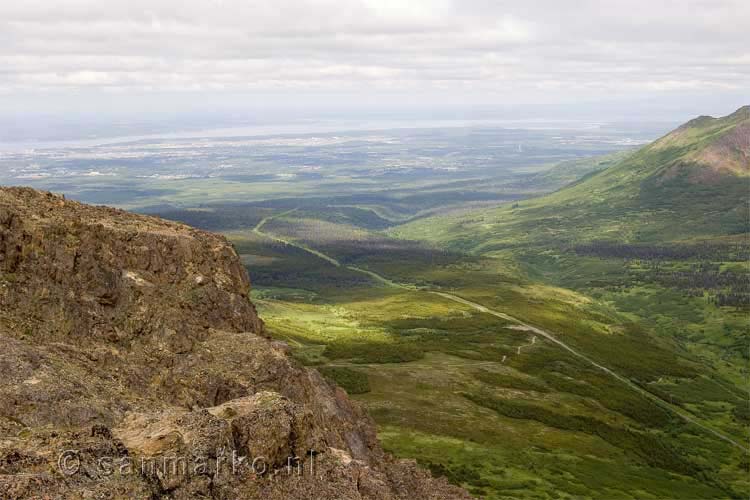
<box><xmin>1</xmin><ymin>0</ymin><xmax>748</xmax><ymax>129</ymax></box>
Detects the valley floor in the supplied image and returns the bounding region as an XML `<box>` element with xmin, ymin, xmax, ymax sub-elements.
<box><xmin>222</xmin><ymin>208</ymin><xmax>749</xmax><ymax>499</ymax></box>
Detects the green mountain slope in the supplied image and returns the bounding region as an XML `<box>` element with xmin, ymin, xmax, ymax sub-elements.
<box><xmin>178</xmin><ymin>108</ymin><xmax>749</xmax><ymax>498</ymax></box>
<box><xmin>527</xmin><ymin>149</ymin><xmax>635</xmax><ymax>192</ymax></box>
<box><xmin>391</xmin><ymin>107</ymin><xmax>749</xmax><ymax>457</ymax></box>
<box><xmin>395</xmin><ymin>105</ymin><xmax>749</xmax><ymax>250</ymax></box>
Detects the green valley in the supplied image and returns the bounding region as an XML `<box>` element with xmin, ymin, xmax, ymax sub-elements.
<box><xmin>237</xmin><ymin>108</ymin><xmax>749</xmax><ymax>498</ymax></box>
<box><xmin>4</xmin><ymin>3</ymin><xmax>749</xmax><ymax>499</ymax></box>
<box><xmin>3</xmin><ymin>111</ymin><xmax>747</xmax><ymax>498</ymax></box>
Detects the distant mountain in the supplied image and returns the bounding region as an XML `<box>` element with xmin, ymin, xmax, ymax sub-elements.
<box><xmin>395</xmin><ymin>106</ymin><xmax>749</xmax><ymax>250</ymax></box>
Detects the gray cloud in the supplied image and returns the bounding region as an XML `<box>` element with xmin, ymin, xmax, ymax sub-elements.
<box><xmin>0</xmin><ymin>0</ymin><xmax>747</xmax><ymax>114</ymax></box>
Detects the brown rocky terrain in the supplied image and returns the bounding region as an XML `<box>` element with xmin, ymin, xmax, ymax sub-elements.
<box><xmin>652</xmin><ymin>105</ymin><xmax>749</xmax><ymax>183</ymax></box>
<box><xmin>0</xmin><ymin>187</ymin><xmax>470</xmax><ymax>499</ymax></box>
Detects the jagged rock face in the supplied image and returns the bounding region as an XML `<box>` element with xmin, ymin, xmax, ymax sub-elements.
<box><xmin>0</xmin><ymin>187</ymin><xmax>470</xmax><ymax>500</ymax></box>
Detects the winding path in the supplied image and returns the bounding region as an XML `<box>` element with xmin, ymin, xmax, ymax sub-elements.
<box><xmin>430</xmin><ymin>292</ymin><xmax>749</xmax><ymax>452</ymax></box>
<box><xmin>251</xmin><ymin>215</ymin><xmax>750</xmax><ymax>453</ymax></box>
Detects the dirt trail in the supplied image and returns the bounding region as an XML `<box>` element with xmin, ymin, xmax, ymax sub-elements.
<box><xmin>252</xmin><ymin>207</ymin><xmax>298</xmax><ymax>232</ymax></box>
<box><xmin>252</xmin><ymin>223</ymin><xmax>750</xmax><ymax>453</ymax></box>
<box><xmin>253</xmin><ymin>208</ymin><xmax>342</xmax><ymax>266</ymax></box>
<box><xmin>431</xmin><ymin>291</ymin><xmax>749</xmax><ymax>452</ymax></box>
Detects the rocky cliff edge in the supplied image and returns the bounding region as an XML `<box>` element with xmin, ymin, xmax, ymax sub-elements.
<box><xmin>0</xmin><ymin>187</ymin><xmax>470</xmax><ymax>500</ymax></box>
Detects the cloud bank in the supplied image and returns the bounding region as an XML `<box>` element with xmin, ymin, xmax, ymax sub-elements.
<box><xmin>0</xmin><ymin>0</ymin><xmax>748</xmax><ymax>115</ymax></box>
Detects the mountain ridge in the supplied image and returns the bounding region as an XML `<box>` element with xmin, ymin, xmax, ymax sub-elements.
<box><xmin>394</xmin><ymin>105</ymin><xmax>749</xmax><ymax>248</ymax></box>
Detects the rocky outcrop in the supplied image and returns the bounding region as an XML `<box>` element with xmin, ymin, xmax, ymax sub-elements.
<box><xmin>0</xmin><ymin>187</ymin><xmax>470</xmax><ymax>499</ymax></box>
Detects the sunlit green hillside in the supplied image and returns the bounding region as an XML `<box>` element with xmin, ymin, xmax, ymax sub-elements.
<box><xmin>394</xmin><ymin>106</ymin><xmax>749</xmax><ymax>249</ymax></box>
